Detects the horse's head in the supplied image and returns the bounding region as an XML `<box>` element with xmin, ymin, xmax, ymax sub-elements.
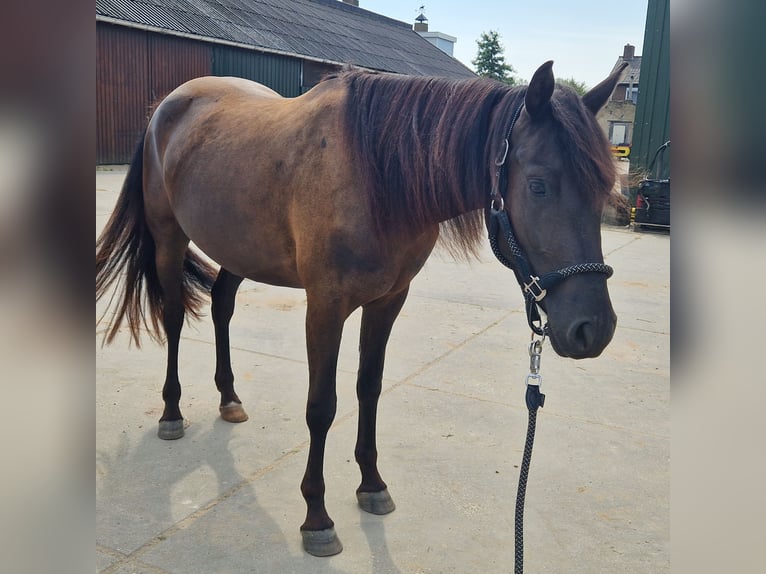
<box><xmin>501</xmin><ymin>61</ymin><xmax>625</xmax><ymax>358</ymax></box>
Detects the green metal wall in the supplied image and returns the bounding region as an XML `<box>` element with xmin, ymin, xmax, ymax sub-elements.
<box><xmin>631</xmin><ymin>0</ymin><xmax>670</xmax><ymax>179</ymax></box>
<box><xmin>212</xmin><ymin>46</ymin><xmax>302</xmax><ymax>97</ymax></box>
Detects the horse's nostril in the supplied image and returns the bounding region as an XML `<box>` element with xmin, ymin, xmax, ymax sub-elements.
<box><xmin>559</xmin><ymin>312</ymin><xmax>616</xmax><ymax>359</ymax></box>
<box><xmin>571</xmin><ymin>319</ymin><xmax>595</xmax><ymax>351</ymax></box>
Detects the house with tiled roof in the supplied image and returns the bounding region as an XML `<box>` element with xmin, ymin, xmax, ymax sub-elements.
<box><xmin>96</xmin><ymin>0</ymin><xmax>474</xmax><ymax>163</ymax></box>
<box><xmin>596</xmin><ymin>44</ymin><xmax>642</xmax><ymax>151</ymax></box>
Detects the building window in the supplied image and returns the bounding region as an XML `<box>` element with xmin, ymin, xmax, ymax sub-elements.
<box><xmin>609</xmin><ymin>121</ymin><xmax>631</xmax><ymax>146</ymax></box>
<box><xmin>625</xmin><ymin>86</ymin><xmax>638</xmax><ymax>104</ymax></box>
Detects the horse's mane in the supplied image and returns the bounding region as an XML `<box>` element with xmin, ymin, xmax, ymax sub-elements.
<box><xmin>334</xmin><ymin>69</ymin><xmax>615</xmax><ymax>258</ymax></box>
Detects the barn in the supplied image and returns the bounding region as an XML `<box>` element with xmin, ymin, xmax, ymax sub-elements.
<box><xmin>96</xmin><ymin>0</ymin><xmax>475</xmax><ymax>164</ymax></box>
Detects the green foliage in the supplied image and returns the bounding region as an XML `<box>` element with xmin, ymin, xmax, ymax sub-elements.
<box><xmin>472</xmin><ymin>30</ymin><xmax>516</xmax><ymax>85</ymax></box>
<box><xmin>556</xmin><ymin>76</ymin><xmax>589</xmax><ymax>97</ymax></box>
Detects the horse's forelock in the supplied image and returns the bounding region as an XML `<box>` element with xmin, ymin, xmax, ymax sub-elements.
<box><xmin>550</xmin><ymin>88</ymin><xmax>616</xmax><ymax>206</ymax></box>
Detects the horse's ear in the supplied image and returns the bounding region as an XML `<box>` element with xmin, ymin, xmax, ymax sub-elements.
<box><xmin>525</xmin><ymin>61</ymin><xmax>555</xmax><ymax>119</ymax></box>
<box><xmin>582</xmin><ymin>62</ymin><xmax>629</xmax><ymax>114</ymax></box>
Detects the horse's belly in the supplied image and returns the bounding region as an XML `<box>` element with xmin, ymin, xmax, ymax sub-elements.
<box><xmin>173</xmin><ymin>202</ymin><xmax>303</xmax><ymax>288</ymax></box>
<box><xmin>195</xmin><ymin>238</ymin><xmax>304</xmax><ymax>288</ymax></box>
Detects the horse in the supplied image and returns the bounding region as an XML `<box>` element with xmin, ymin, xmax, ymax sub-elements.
<box><xmin>96</xmin><ymin>61</ymin><xmax>623</xmax><ymax>557</ymax></box>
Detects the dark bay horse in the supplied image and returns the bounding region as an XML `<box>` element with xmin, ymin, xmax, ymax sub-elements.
<box><xmin>96</xmin><ymin>61</ymin><xmax>623</xmax><ymax>556</ymax></box>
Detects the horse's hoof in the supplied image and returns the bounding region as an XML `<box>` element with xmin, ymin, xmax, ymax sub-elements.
<box><xmin>219</xmin><ymin>402</ymin><xmax>249</xmax><ymax>423</ymax></box>
<box><xmin>301</xmin><ymin>527</ymin><xmax>343</xmax><ymax>557</ymax></box>
<box><xmin>357</xmin><ymin>489</ymin><xmax>396</xmax><ymax>515</ymax></box>
<box><xmin>158</xmin><ymin>419</ymin><xmax>185</xmax><ymax>440</ymax></box>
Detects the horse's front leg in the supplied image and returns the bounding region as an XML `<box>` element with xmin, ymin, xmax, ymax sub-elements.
<box><xmin>300</xmin><ymin>294</ymin><xmax>349</xmax><ymax>557</ymax></box>
<box><xmin>354</xmin><ymin>287</ymin><xmax>409</xmax><ymax>515</ymax></box>
<box><xmin>211</xmin><ymin>268</ymin><xmax>248</xmax><ymax>422</ymax></box>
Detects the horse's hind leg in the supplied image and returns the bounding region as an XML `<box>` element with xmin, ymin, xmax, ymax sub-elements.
<box><xmin>156</xmin><ymin>234</ymin><xmax>191</xmax><ymax>440</ymax></box>
<box><xmin>211</xmin><ymin>268</ymin><xmax>248</xmax><ymax>423</ymax></box>
<box><xmin>354</xmin><ymin>288</ymin><xmax>409</xmax><ymax>515</ymax></box>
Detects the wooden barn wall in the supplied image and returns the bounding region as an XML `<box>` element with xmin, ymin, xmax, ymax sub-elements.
<box><xmin>96</xmin><ymin>22</ymin><xmax>303</xmax><ymax>164</ymax></box>
<box><xmin>147</xmin><ymin>33</ymin><xmax>211</xmax><ymax>105</ymax></box>
<box><xmin>97</xmin><ymin>23</ymin><xmax>211</xmax><ymax>164</ymax></box>
<box><xmin>302</xmin><ymin>60</ymin><xmax>340</xmax><ymax>93</ymax></box>
<box><xmin>98</xmin><ymin>22</ymin><xmax>308</xmax><ymax>163</ymax></box>
<box><xmin>97</xmin><ymin>24</ymin><xmax>150</xmax><ymax>164</ymax></box>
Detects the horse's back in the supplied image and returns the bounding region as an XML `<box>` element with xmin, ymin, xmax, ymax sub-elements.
<box><xmin>146</xmin><ymin>74</ymin><xmax>344</xmax><ymax>173</ymax></box>
<box><xmin>147</xmin><ymin>76</ymin><xmax>284</xmax><ymax>146</ymax></box>
<box><xmin>142</xmin><ymin>75</ymin><xmax>366</xmax><ymax>288</ymax></box>
<box><xmin>167</xmin><ymin>75</ymin><xmax>283</xmax><ymax>102</ymax></box>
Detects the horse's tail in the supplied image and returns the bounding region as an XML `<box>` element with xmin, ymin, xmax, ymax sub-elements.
<box><xmin>96</xmin><ymin>132</ymin><xmax>217</xmax><ymax>346</ymax></box>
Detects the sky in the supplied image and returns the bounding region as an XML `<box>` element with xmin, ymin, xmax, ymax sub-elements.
<box><xmin>359</xmin><ymin>0</ymin><xmax>650</xmax><ymax>89</ymax></box>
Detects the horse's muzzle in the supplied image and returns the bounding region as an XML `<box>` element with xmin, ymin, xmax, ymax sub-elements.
<box><xmin>550</xmin><ymin>308</ymin><xmax>617</xmax><ymax>359</ymax></box>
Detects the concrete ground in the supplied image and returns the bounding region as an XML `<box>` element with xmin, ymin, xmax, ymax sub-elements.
<box><xmin>97</xmin><ymin>166</ymin><xmax>669</xmax><ymax>573</ymax></box>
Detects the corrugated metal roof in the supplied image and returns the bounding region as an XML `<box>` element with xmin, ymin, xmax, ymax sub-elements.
<box><xmin>95</xmin><ymin>0</ymin><xmax>476</xmax><ymax>78</ymax></box>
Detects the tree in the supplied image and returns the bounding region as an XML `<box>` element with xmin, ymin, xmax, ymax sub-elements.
<box><xmin>556</xmin><ymin>76</ymin><xmax>588</xmax><ymax>97</ymax></box>
<box><xmin>472</xmin><ymin>30</ymin><xmax>516</xmax><ymax>85</ymax></box>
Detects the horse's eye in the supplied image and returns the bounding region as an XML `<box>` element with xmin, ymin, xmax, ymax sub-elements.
<box><xmin>528</xmin><ymin>179</ymin><xmax>546</xmax><ymax>196</ymax></box>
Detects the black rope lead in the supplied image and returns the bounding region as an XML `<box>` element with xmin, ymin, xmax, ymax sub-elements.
<box><xmin>515</xmin><ymin>340</ymin><xmax>546</xmax><ymax>574</ymax></box>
